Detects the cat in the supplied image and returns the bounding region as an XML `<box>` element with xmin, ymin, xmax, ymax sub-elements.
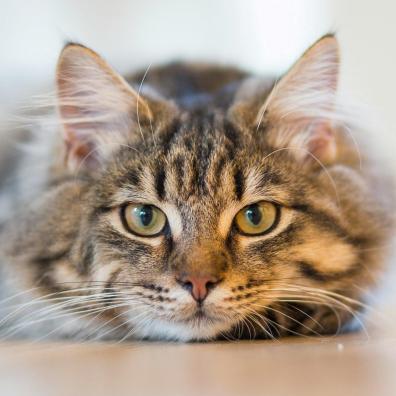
<box><xmin>0</xmin><ymin>34</ymin><xmax>393</xmax><ymax>341</ymax></box>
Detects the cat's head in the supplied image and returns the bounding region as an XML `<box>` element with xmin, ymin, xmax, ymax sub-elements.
<box><xmin>4</xmin><ymin>35</ymin><xmax>390</xmax><ymax>341</ymax></box>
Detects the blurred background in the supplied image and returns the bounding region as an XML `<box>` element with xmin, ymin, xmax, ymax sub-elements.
<box><xmin>0</xmin><ymin>4</ymin><xmax>396</xmax><ymax>394</ymax></box>
<box><xmin>0</xmin><ymin>0</ymin><xmax>395</xmax><ymax>159</ymax></box>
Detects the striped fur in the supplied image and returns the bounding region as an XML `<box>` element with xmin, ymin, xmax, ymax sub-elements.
<box><xmin>0</xmin><ymin>35</ymin><xmax>393</xmax><ymax>341</ymax></box>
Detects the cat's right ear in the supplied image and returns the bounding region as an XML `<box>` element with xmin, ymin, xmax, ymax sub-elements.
<box><xmin>56</xmin><ymin>44</ymin><xmax>172</xmax><ymax>171</ymax></box>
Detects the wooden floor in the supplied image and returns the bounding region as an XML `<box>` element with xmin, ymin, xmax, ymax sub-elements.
<box><xmin>1</xmin><ymin>315</ymin><xmax>396</xmax><ymax>396</ymax></box>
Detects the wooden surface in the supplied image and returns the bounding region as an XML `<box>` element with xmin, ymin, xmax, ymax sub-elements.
<box><xmin>1</xmin><ymin>326</ymin><xmax>396</xmax><ymax>396</ymax></box>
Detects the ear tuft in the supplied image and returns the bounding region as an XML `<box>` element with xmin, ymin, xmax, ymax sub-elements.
<box><xmin>56</xmin><ymin>44</ymin><xmax>152</xmax><ymax>171</ymax></box>
<box><xmin>260</xmin><ymin>35</ymin><xmax>339</xmax><ymax>122</ymax></box>
<box><xmin>258</xmin><ymin>35</ymin><xmax>340</xmax><ymax>166</ymax></box>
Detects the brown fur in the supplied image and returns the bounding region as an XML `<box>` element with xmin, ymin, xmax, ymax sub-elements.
<box><xmin>0</xmin><ymin>35</ymin><xmax>393</xmax><ymax>341</ymax></box>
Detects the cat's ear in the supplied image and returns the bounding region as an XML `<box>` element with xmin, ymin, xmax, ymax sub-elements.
<box><xmin>261</xmin><ymin>35</ymin><xmax>339</xmax><ymax>165</ymax></box>
<box><xmin>56</xmin><ymin>44</ymin><xmax>156</xmax><ymax>170</ymax></box>
<box><xmin>231</xmin><ymin>35</ymin><xmax>340</xmax><ymax>165</ymax></box>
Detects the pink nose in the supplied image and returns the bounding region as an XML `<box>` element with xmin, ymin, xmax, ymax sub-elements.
<box><xmin>177</xmin><ymin>275</ymin><xmax>221</xmax><ymax>303</ymax></box>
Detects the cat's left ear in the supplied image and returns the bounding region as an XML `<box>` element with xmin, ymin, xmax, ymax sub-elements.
<box><xmin>232</xmin><ymin>35</ymin><xmax>340</xmax><ymax>165</ymax></box>
<box><xmin>56</xmin><ymin>44</ymin><xmax>174</xmax><ymax>170</ymax></box>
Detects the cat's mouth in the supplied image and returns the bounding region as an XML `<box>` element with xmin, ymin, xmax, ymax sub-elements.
<box><xmin>189</xmin><ymin>307</ymin><xmax>216</xmax><ymax>321</ymax></box>
<box><xmin>124</xmin><ymin>301</ymin><xmax>237</xmax><ymax>341</ymax></box>
<box><xmin>178</xmin><ymin>306</ymin><xmax>214</xmax><ymax>323</ymax></box>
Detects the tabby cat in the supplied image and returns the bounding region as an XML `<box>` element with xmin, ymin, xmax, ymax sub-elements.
<box><xmin>0</xmin><ymin>35</ymin><xmax>393</xmax><ymax>341</ymax></box>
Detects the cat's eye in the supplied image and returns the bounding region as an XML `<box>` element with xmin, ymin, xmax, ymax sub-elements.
<box><xmin>234</xmin><ymin>201</ymin><xmax>278</xmax><ymax>235</ymax></box>
<box><xmin>121</xmin><ymin>204</ymin><xmax>167</xmax><ymax>237</ymax></box>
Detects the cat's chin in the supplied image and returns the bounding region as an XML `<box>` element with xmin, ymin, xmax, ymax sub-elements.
<box><xmin>126</xmin><ymin>315</ymin><xmax>234</xmax><ymax>342</ymax></box>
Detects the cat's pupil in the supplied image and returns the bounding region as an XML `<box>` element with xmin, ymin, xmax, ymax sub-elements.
<box><xmin>138</xmin><ymin>206</ymin><xmax>153</xmax><ymax>227</ymax></box>
<box><xmin>246</xmin><ymin>205</ymin><xmax>262</xmax><ymax>226</ymax></box>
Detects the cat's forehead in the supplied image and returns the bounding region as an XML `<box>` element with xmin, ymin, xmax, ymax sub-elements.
<box><xmin>106</xmin><ymin>113</ymin><xmax>300</xmax><ymax>214</ymax></box>
<box><xmin>159</xmin><ymin>113</ymin><xmax>243</xmax><ymax>201</ymax></box>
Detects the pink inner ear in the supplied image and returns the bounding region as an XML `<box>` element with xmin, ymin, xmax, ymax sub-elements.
<box><xmin>306</xmin><ymin>122</ymin><xmax>337</xmax><ymax>164</ymax></box>
<box><xmin>64</xmin><ymin>128</ymin><xmax>99</xmax><ymax>170</ymax></box>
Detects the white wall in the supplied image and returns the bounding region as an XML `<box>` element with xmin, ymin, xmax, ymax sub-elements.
<box><xmin>1</xmin><ymin>0</ymin><xmax>395</xmax><ymax>162</ymax></box>
<box><xmin>335</xmin><ymin>0</ymin><xmax>396</xmax><ymax>164</ymax></box>
<box><xmin>0</xmin><ymin>0</ymin><xmax>332</xmax><ymax>116</ymax></box>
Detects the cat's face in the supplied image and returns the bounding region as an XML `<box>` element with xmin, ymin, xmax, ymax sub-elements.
<box><xmin>2</xmin><ymin>36</ymin><xmax>389</xmax><ymax>341</ymax></box>
<box><xmin>88</xmin><ymin>114</ymin><xmax>361</xmax><ymax>341</ymax></box>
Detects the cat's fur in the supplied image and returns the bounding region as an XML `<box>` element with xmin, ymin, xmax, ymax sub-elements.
<box><xmin>0</xmin><ymin>35</ymin><xmax>393</xmax><ymax>341</ymax></box>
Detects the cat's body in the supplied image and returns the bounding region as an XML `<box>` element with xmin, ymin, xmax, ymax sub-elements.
<box><xmin>0</xmin><ymin>36</ymin><xmax>393</xmax><ymax>341</ymax></box>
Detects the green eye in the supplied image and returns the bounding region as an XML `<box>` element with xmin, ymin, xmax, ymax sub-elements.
<box><xmin>235</xmin><ymin>201</ymin><xmax>278</xmax><ymax>235</ymax></box>
<box><xmin>121</xmin><ymin>204</ymin><xmax>167</xmax><ymax>237</ymax></box>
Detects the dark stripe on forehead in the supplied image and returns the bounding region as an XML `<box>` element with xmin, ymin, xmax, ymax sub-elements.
<box><xmin>257</xmin><ymin>169</ymin><xmax>282</xmax><ymax>188</ymax></box>
<box><xmin>126</xmin><ymin>168</ymin><xmax>141</xmax><ymax>187</ymax></box>
<box><xmin>212</xmin><ymin>155</ymin><xmax>227</xmax><ymax>180</ymax></box>
<box><xmin>233</xmin><ymin>168</ymin><xmax>245</xmax><ymax>200</ymax></box>
<box><xmin>154</xmin><ymin>165</ymin><xmax>166</xmax><ymax>200</ymax></box>
<box><xmin>183</xmin><ymin>135</ymin><xmax>193</xmax><ymax>150</ymax></box>
<box><xmin>118</xmin><ymin>162</ymin><xmax>144</xmax><ymax>190</ymax></box>
<box><xmin>160</xmin><ymin>118</ymin><xmax>182</xmax><ymax>155</ymax></box>
<box><xmin>223</xmin><ymin>120</ymin><xmax>240</xmax><ymax>147</ymax></box>
<box><xmin>172</xmin><ymin>155</ymin><xmax>186</xmax><ymax>191</ymax></box>
<box><xmin>195</xmin><ymin>116</ymin><xmax>215</xmax><ymax>194</ymax></box>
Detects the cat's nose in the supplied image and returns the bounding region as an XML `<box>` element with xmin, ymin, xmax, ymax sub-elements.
<box><xmin>176</xmin><ymin>274</ymin><xmax>222</xmax><ymax>303</ymax></box>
